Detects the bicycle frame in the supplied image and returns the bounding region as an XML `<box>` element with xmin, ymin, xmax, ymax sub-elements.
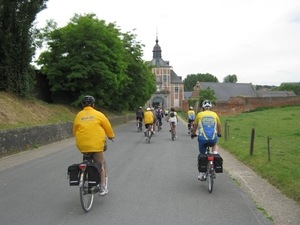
<box><xmin>146</xmin><ymin>124</ymin><xmax>153</xmax><ymax>143</ymax></box>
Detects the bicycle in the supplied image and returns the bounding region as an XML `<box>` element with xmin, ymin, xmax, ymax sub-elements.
<box><xmin>137</xmin><ymin>120</ymin><xmax>143</xmax><ymax>132</ymax></box>
<box><xmin>187</xmin><ymin>121</ymin><xmax>194</xmax><ymax>134</ymax></box>
<box><xmin>68</xmin><ymin>142</ymin><xmax>110</xmax><ymax>212</ymax></box>
<box><xmin>156</xmin><ymin>119</ymin><xmax>162</xmax><ymax>131</ymax></box>
<box><xmin>170</xmin><ymin>122</ymin><xmax>175</xmax><ymax>141</ymax></box>
<box><xmin>145</xmin><ymin>124</ymin><xmax>154</xmax><ymax>143</ymax></box>
<box><xmin>194</xmin><ymin>136</ymin><xmax>223</xmax><ymax>193</ymax></box>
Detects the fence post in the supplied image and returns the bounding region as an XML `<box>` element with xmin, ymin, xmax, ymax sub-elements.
<box><xmin>224</xmin><ymin>122</ymin><xmax>228</xmax><ymax>141</ymax></box>
<box><xmin>267</xmin><ymin>136</ymin><xmax>272</xmax><ymax>161</ymax></box>
<box><xmin>250</xmin><ymin>128</ymin><xmax>255</xmax><ymax>156</ymax></box>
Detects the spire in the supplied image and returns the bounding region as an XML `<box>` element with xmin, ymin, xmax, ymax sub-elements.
<box><xmin>152</xmin><ymin>28</ymin><xmax>162</xmax><ymax>59</ymax></box>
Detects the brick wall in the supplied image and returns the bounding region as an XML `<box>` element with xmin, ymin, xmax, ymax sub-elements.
<box><xmin>213</xmin><ymin>96</ymin><xmax>300</xmax><ymax>115</ymax></box>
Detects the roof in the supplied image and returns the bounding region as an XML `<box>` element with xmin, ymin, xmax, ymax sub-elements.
<box><xmin>256</xmin><ymin>90</ymin><xmax>296</xmax><ymax>97</ymax></box>
<box><xmin>199</xmin><ymin>82</ymin><xmax>258</xmax><ymax>101</ymax></box>
<box><xmin>170</xmin><ymin>70</ymin><xmax>183</xmax><ymax>83</ymax></box>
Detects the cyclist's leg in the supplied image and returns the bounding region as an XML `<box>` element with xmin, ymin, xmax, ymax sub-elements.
<box><xmin>93</xmin><ymin>152</ymin><xmax>105</xmax><ymax>186</ymax></box>
<box><xmin>197</xmin><ymin>139</ymin><xmax>207</xmax><ymax>154</ymax></box>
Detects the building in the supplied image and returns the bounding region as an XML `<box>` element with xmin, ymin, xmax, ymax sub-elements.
<box><xmin>146</xmin><ymin>36</ymin><xmax>184</xmax><ymax>111</ymax></box>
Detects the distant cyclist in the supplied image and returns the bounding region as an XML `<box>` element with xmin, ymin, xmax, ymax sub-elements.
<box><xmin>155</xmin><ymin>106</ymin><xmax>163</xmax><ymax>129</ymax></box>
<box><xmin>136</xmin><ymin>106</ymin><xmax>144</xmax><ymax>127</ymax></box>
<box><xmin>191</xmin><ymin>100</ymin><xmax>221</xmax><ymax>181</ymax></box>
<box><xmin>167</xmin><ymin>107</ymin><xmax>178</xmax><ymax>138</ymax></box>
<box><xmin>150</xmin><ymin>107</ymin><xmax>156</xmax><ymax>133</ymax></box>
<box><xmin>143</xmin><ymin>107</ymin><xmax>155</xmax><ymax>137</ymax></box>
<box><xmin>73</xmin><ymin>95</ymin><xmax>115</xmax><ymax>195</ymax></box>
<box><xmin>186</xmin><ymin>106</ymin><xmax>196</xmax><ymax>134</ymax></box>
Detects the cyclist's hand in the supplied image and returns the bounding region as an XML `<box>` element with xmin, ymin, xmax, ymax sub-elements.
<box><xmin>217</xmin><ymin>134</ymin><xmax>222</xmax><ymax>137</ymax></box>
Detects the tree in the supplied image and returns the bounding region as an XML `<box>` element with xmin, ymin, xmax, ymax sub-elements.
<box><xmin>199</xmin><ymin>87</ymin><xmax>217</xmax><ymax>104</ymax></box>
<box><xmin>0</xmin><ymin>0</ymin><xmax>48</xmax><ymax>96</ymax></box>
<box><xmin>184</xmin><ymin>73</ymin><xmax>219</xmax><ymax>91</ymax></box>
<box><xmin>223</xmin><ymin>74</ymin><xmax>238</xmax><ymax>83</ymax></box>
<box><xmin>36</xmin><ymin>13</ymin><xmax>156</xmax><ymax>111</ymax></box>
<box><xmin>277</xmin><ymin>83</ymin><xmax>300</xmax><ymax>95</ymax></box>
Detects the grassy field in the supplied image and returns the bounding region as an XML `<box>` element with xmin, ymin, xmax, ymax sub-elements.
<box><xmin>179</xmin><ymin>106</ymin><xmax>300</xmax><ymax>204</ymax></box>
<box><xmin>218</xmin><ymin>106</ymin><xmax>300</xmax><ymax>204</ymax></box>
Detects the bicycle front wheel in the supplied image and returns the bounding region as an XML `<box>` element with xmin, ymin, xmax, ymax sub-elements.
<box><xmin>79</xmin><ymin>172</ymin><xmax>94</xmax><ymax>212</ymax></box>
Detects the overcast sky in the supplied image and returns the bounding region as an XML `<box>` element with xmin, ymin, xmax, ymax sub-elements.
<box><xmin>35</xmin><ymin>0</ymin><xmax>300</xmax><ymax>86</ymax></box>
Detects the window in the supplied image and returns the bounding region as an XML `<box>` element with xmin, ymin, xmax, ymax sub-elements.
<box><xmin>163</xmin><ymin>75</ymin><xmax>167</xmax><ymax>83</ymax></box>
<box><xmin>175</xmin><ymin>86</ymin><xmax>178</xmax><ymax>93</ymax></box>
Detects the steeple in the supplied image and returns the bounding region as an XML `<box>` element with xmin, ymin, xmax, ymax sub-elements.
<box><xmin>152</xmin><ymin>30</ymin><xmax>162</xmax><ymax>59</ymax></box>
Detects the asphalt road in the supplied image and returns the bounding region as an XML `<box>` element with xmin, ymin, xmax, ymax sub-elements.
<box><xmin>0</xmin><ymin>119</ymin><xmax>275</xmax><ymax>225</ymax></box>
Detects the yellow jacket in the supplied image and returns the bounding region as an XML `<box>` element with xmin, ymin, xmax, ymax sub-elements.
<box><xmin>143</xmin><ymin>110</ymin><xmax>154</xmax><ymax>124</ymax></box>
<box><xmin>73</xmin><ymin>106</ymin><xmax>115</xmax><ymax>153</ymax></box>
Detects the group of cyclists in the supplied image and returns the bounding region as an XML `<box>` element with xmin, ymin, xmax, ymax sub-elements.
<box><xmin>73</xmin><ymin>95</ymin><xmax>221</xmax><ymax>196</ymax></box>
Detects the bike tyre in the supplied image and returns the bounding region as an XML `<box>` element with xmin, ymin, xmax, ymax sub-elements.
<box><xmin>79</xmin><ymin>172</ymin><xmax>94</xmax><ymax>212</ymax></box>
<box><xmin>207</xmin><ymin>172</ymin><xmax>214</xmax><ymax>193</ymax></box>
<box><xmin>148</xmin><ymin>130</ymin><xmax>152</xmax><ymax>143</ymax></box>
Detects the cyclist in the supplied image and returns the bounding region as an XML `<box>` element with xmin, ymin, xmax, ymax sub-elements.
<box><xmin>136</xmin><ymin>106</ymin><xmax>144</xmax><ymax>127</ymax></box>
<box><xmin>191</xmin><ymin>100</ymin><xmax>221</xmax><ymax>181</ymax></box>
<box><xmin>150</xmin><ymin>107</ymin><xmax>156</xmax><ymax>133</ymax></box>
<box><xmin>167</xmin><ymin>107</ymin><xmax>178</xmax><ymax>138</ymax></box>
<box><xmin>164</xmin><ymin>108</ymin><xmax>169</xmax><ymax>118</ymax></box>
<box><xmin>143</xmin><ymin>107</ymin><xmax>155</xmax><ymax>138</ymax></box>
<box><xmin>155</xmin><ymin>106</ymin><xmax>163</xmax><ymax>129</ymax></box>
<box><xmin>186</xmin><ymin>106</ymin><xmax>196</xmax><ymax>134</ymax></box>
<box><xmin>73</xmin><ymin>95</ymin><xmax>115</xmax><ymax>195</ymax></box>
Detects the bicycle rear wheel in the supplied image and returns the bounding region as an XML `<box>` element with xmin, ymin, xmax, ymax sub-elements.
<box><xmin>171</xmin><ymin>123</ymin><xmax>175</xmax><ymax>141</ymax></box>
<box><xmin>207</xmin><ymin>171</ymin><xmax>214</xmax><ymax>193</ymax></box>
<box><xmin>79</xmin><ymin>172</ymin><xmax>94</xmax><ymax>212</ymax></box>
<box><xmin>148</xmin><ymin>129</ymin><xmax>152</xmax><ymax>143</ymax></box>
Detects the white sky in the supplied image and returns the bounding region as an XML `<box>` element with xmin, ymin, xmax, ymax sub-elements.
<box><xmin>35</xmin><ymin>0</ymin><xmax>300</xmax><ymax>86</ymax></box>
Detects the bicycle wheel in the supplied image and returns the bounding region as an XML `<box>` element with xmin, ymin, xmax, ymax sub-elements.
<box><xmin>207</xmin><ymin>171</ymin><xmax>214</xmax><ymax>193</ymax></box>
<box><xmin>171</xmin><ymin>123</ymin><xmax>175</xmax><ymax>141</ymax></box>
<box><xmin>148</xmin><ymin>129</ymin><xmax>152</xmax><ymax>143</ymax></box>
<box><xmin>79</xmin><ymin>172</ymin><xmax>94</xmax><ymax>212</ymax></box>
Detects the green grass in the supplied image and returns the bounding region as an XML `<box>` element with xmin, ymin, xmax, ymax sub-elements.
<box><xmin>217</xmin><ymin>105</ymin><xmax>300</xmax><ymax>204</ymax></box>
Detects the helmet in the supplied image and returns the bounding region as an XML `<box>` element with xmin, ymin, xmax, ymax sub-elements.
<box><xmin>189</xmin><ymin>106</ymin><xmax>193</xmax><ymax>110</ymax></box>
<box><xmin>82</xmin><ymin>95</ymin><xmax>95</xmax><ymax>107</ymax></box>
<box><xmin>151</xmin><ymin>107</ymin><xmax>154</xmax><ymax>110</ymax></box>
<box><xmin>202</xmin><ymin>100</ymin><xmax>212</xmax><ymax>109</ymax></box>
<box><xmin>146</xmin><ymin>107</ymin><xmax>151</xmax><ymax>111</ymax></box>
<box><xmin>139</xmin><ymin>106</ymin><xmax>142</xmax><ymax>109</ymax></box>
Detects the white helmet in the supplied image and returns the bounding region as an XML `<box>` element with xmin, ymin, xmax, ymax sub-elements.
<box><xmin>151</xmin><ymin>107</ymin><xmax>154</xmax><ymax>110</ymax></box>
<box><xmin>202</xmin><ymin>100</ymin><xmax>212</xmax><ymax>109</ymax></box>
<box><xmin>189</xmin><ymin>106</ymin><xmax>193</xmax><ymax>110</ymax></box>
<box><xmin>146</xmin><ymin>107</ymin><xmax>151</xmax><ymax>111</ymax></box>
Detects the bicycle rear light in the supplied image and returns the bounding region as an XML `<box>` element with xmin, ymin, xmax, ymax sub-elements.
<box><xmin>208</xmin><ymin>156</ymin><xmax>214</xmax><ymax>161</ymax></box>
<box><xmin>79</xmin><ymin>164</ymin><xmax>86</xmax><ymax>170</ymax></box>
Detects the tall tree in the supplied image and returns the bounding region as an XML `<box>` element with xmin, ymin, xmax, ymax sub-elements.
<box><xmin>223</xmin><ymin>74</ymin><xmax>238</xmax><ymax>83</ymax></box>
<box><xmin>0</xmin><ymin>0</ymin><xmax>48</xmax><ymax>96</ymax></box>
<box><xmin>36</xmin><ymin>13</ymin><xmax>156</xmax><ymax>111</ymax></box>
<box><xmin>184</xmin><ymin>73</ymin><xmax>219</xmax><ymax>91</ymax></box>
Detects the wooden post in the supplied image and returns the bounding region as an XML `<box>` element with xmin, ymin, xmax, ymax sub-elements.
<box><xmin>250</xmin><ymin>128</ymin><xmax>255</xmax><ymax>156</ymax></box>
<box><xmin>267</xmin><ymin>136</ymin><xmax>272</xmax><ymax>161</ymax></box>
<box><xmin>224</xmin><ymin>122</ymin><xmax>228</xmax><ymax>141</ymax></box>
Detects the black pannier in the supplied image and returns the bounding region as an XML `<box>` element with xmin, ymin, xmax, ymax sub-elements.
<box><xmin>214</xmin><ymin>154</ymin><xmax>223</xmax><ymax>173</ymax></box>
<box><xmin>87</xmin><ymin>162</ymin><xmax>102</xmax><ymax>187</ymax></box>
<box><xmin>68</xmin><ymin>164</ymin><xmax>80</xmax><ymax>186</ymax></box>
<box><xmin>198</xmin><ymin>154</ymin><xmax>207</xmax><ymax>172</ymax></box>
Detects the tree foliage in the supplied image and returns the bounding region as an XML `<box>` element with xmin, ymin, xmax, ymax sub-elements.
<box><xmin>183</xmin><ymin>73</ymin><xmax>219</xmax><ymax>91</ymax></box>
<box><xmin>198</xmin><ymin>87</ymin><xmax>217</xmax><ymax>104</ymax></box>
<box><xmin>223</xmin><ymin>74</ymin><xmax>238</xmax><ymax>83</ymax></box>
<box><xmin>0</xmin><ymin>0</ymin><xmax>48</xmax><ymax>96</ymax></box>
<box><xmin>276</xmin><ymin>83</ymin><xmax>300</xmax><ymax>95</ymax></box>
<box><xmin>36</xmin><ymin>13</ymin><xmax>156</xmax><ymax>111</ymax></box>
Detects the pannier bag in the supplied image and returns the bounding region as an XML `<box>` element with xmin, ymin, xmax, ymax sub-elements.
<box><xmin>198</xmin><ymin>154</ymin><xmax>207</xmax><ymax>172</ymax></box>
<box><xmin>68</xmin><ymin>164</ymin><xmax>80</xmax><ymax>186</ymax></box>
<box><xmin>214</xmin><ymin>154</ymin><xmax>223</xmax><ymax>173</ymax></box>
<box><xmin>87</xmin><ymin>162</ymin><xmax>102</xmax><ymax>187</ymax></box>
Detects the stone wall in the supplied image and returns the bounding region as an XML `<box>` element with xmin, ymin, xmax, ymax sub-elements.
<box><xmin>0</xmin><ymin>114</ymin><xmax>135</xmax><ymax>157</ymax></box>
